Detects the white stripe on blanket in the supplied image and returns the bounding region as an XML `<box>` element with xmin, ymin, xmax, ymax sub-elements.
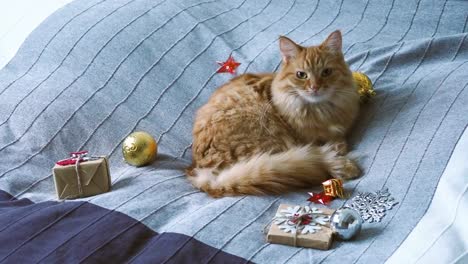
<box><xmin>387</xmin><ymin>127</ymin><xmax>468</xmax><ymax>264</ymax></box>
<box><xmin>0</xmin><ymin>0</ymin><xmax>73</xmax><ymax>69</ymax></box>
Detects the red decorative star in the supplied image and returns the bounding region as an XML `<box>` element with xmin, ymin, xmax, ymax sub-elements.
<box><xmin>307</xmin><ymin>191</ymin><xmax>335</xmax><ymax>205</ymax></box>
<box><xmin>216</xmin><ymin>55</ymin><xmax>241</xmax><ymax>74</ymax></box>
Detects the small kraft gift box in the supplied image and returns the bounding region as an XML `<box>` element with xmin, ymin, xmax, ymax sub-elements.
<box><xmin>53</xmin><ymin>151</ymin><xmax>111</xmax><ymax>200</ymax></box>
<box><xmin>266</xmin><ymin>204</ymin><xmax>335</xmax><ymax>250</ymax></box>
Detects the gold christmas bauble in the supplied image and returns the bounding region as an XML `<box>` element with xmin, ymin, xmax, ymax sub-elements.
<box><xmin>353</xmin><ymin>71</ymin><xmax>376</xmax><ymax>101</ymax></box>
<box><xmin>122</xmin><ymin>131</ymin><xmax>158</xmax><ymax>167</ymax></box>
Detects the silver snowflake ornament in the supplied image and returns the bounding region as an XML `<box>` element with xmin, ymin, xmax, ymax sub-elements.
<box><xmin>344</xmin><ymin>188</ymin><xmax>398</xmax><ymax>223</ymax></box>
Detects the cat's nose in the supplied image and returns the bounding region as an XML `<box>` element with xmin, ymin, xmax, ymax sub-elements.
<box><xmin>311</xmin><ymin>85</ymin><xmax>320</xmax><ymax>92</ymax></box>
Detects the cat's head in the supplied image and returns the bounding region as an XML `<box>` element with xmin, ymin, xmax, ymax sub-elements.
<box><xmin>273</xmin><ymin>30</ymin><xmax>355</xmax><ymax>105</ymax></box>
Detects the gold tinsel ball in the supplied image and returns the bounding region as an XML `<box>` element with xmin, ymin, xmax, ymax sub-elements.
<box><xmin>122</xmin><ymin>131</ymin><xmax>158</xmax><ymax>167</ymax></box>
<box><xmin>353</xmin><ymin>71</ymin><xmax>376</xmax><ymax>101</ymax></box>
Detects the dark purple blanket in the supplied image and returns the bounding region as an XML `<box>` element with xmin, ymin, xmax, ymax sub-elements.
<box><xmin>0</xmin><ymin>190</ymin><xmax>248</xmax><ymax>263</ymax></box>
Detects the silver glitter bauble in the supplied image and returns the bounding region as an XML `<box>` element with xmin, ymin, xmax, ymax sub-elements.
<box><xmin>330</xmin><ymin>208</ymin><xmax>363</xmax><ymax>240</ymax></box>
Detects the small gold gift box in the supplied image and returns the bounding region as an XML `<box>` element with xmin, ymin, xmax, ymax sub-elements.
<box><xmin>322</xmin><ymin>179</ymin><xmax>345</xmax><ymax>198</ymax></box>
<box><xmin>53</xmin><ymin>153</ymin><xmax>111</xmax><ymax>200</ymax></box>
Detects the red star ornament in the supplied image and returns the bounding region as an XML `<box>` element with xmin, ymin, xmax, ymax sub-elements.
<box><xmin>216</xmin><ymin>55</ymin><xmax>241</xmax><ymax>74</ymax></box>
<box><xmin>307</xmin><ymin>191</ymin><xmax>335</xmax><ymax>205</ymax></box>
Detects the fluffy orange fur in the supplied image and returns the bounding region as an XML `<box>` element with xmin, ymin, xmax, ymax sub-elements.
<box><xmin>187</xmin><ymin>30</ymin><xmax>361</xmax><ymax>197</ymax></box>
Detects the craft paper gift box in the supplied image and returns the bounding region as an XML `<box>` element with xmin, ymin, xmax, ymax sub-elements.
<box><xmin>266</xmin><ymin>204</ymin><xmax>335</xmax><ymax>250</ymax></box>
<box><xmin>53</xmin><ymin>156</ymin><xmax>111</xmax><ymax>199</ymax></box>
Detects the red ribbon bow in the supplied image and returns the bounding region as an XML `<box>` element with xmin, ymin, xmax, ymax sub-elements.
<box><xmin>56</xmin><ymin>151</ymin><xmax>90</xmax><ymax>166</ymax></box>
<box><xmin>291</xmin><ymin>213</ymin><xmax>312</xmax><ymax>225</ymax></box>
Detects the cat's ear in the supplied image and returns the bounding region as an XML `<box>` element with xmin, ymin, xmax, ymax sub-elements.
<box><xmin>322</xmin><ymin>30</ymin><xmax>342</xmax><ymax>53</ymax></box>
<box><xmin>279</xmin><ymin>36</ymin><xmax>300</xmax><ymax>63</ymax></box>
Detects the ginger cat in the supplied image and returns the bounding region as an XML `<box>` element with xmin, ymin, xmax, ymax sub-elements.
<box><xmin>187</xmin><ymin>30</ymin><xmax>361</xmax><ymax>198</ymax></box>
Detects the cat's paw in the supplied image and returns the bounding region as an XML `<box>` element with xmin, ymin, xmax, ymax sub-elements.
<box><xmin>330</xmin><ymin>141</ymin><xmax>348</xmax><ymax>155</ymax></box>
<box><xmin>329</xmin><ymin>157</ymin><xmax>361</xmax><ymax>180</ymax></box>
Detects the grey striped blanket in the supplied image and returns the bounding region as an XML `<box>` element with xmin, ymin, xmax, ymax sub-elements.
<box><xmin>0</xmin><ymin>0</ymin><xmax>467</xmax><ymax>263</ymax></box>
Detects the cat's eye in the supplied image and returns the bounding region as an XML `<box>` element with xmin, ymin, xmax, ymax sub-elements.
<box><xmin>296</xmin><ymin>71</ymin><xmax>308</xmax><ymax>79</ymax></box>
<box><xmin>321</xmin><ymin>68</ymin><xmax>333</xmax><ymax>77</ymax></box>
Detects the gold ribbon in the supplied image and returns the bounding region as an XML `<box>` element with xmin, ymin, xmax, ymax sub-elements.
<box><xmin>288</xmin><ymin>208</ymin><xmax>311</xmax><ymax>247</ymax></box>
<box><xmin>73</xmin><ymin>152</ymin><xmax>85</xmax><ymax>198</ymax></box>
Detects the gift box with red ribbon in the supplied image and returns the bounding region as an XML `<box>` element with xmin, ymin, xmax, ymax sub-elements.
<box><xmin>266</xmin><ymin>204</ymin><xmax>335</xmax><ymax>250</ymax></box>
<box><xmin>52</xmin><ymin>151</ymin><xmax>111</xmax><ymax>199</ymax></box>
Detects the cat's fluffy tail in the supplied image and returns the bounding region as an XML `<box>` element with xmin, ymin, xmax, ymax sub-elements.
<box><xmin>188</xmin><ymin>144</ymin><xmax>360</xmax><ymax>198</ymax></box>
